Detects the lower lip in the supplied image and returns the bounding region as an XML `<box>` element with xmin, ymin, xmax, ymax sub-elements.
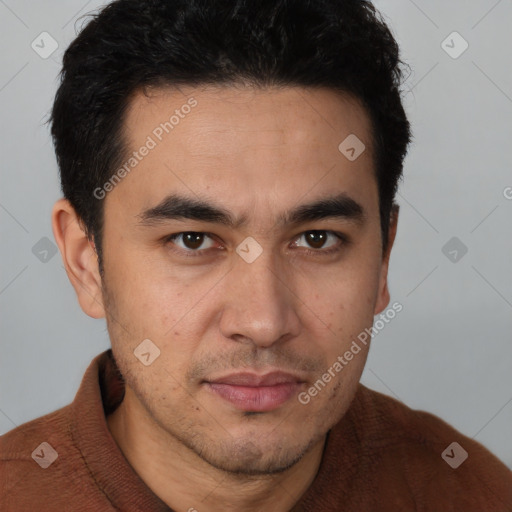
<box><xmin>206</xmin><ymin>382</ymin><xmax>302</xmax><ymax>412</ymax></box>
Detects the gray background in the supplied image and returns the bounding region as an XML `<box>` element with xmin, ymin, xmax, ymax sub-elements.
<box><xmin>1</xmin><ymin>0</ymin><xmax>511</xmax><ymax>469</ymax></box>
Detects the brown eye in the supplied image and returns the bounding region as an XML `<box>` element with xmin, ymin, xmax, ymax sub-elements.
<box><xmin>295</xmin><ymin>230</ymin><xmax>339</xmax><ymax>251</ymax></box>
<box><xmin>181</xmin><ymin>232</ymin><xmax>206</xmax><ymax>250</ymax></box>
<box><xmin>304</xmin><ymin>231</ymin><xmax>328</xmax><ymax>249</ymax></box>
<box><xmin>167</xmin><ymin>232</ymin><xmax>217</xmax><ymax>253</ymax></box>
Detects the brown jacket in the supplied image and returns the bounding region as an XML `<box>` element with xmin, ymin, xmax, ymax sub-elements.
<box><xmin>1</xmin><ymin>350</ymin><xmax>511</xmax><ymax>511</ymax></box>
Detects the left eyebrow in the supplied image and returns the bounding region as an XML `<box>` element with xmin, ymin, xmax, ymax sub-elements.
<box><xmin>283</xmin><ymin>193</ymin><xmax>366</xmax><ymax>227</ymax></box>
<box><xmin>137</xmin><ymin>192</ymin><xmax>366</xmax><ymax>229</ymax></box>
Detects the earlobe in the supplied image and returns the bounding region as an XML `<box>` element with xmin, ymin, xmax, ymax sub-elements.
<box><xmin>51</xmin><ymin>198</ymin><xmax>106</xmax><ymax>319</ymax></box>
<box><xmin>373</xmin><ymin>205</ymin><xmax>399</xmax><ymax>315</ymax></box>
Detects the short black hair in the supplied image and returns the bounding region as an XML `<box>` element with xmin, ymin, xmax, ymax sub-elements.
<box><xmin>51</xmin><ymin>0</ymin><xmax>411</xmax><ymax>272</ymax></box>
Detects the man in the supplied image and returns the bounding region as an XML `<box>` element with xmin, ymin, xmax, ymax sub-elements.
<box><xmin>1</xmin><ymin>0</ymin><xmax>511</xmax><ymax>510</ymax></box>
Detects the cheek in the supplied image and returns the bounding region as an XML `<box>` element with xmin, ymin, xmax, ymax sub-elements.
<box><xmin>297</xmin><ymin>265</ymin><xmax>379</xmax><ymax>379</ymax></box>
<box><xmin>303</xmin><ymin>270</ymin><xmax>378</xmax><ymax>331</ymax></box>
<box><xmin>104</xmin><ymin>251</ymin><xmax>187</xmax><ymax>331</ymax></box>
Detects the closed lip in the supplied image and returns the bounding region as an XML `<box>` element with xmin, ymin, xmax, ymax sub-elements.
<box><xmin>205</xmin><ymin>371</ymin><xmax>305</xmax><ymax>387</ymax></box>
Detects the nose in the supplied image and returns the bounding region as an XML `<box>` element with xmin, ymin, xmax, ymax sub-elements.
<box><xmin>218</xmin><ymin>249</ymin><xmax>301</xmax><ymax>349</ymax></box>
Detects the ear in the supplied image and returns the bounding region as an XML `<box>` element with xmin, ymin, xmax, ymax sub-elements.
<box><xmin>374</xmin><ymin>204</ymin><xmax>399</xmax><ymax>315</ymax></box>
<box><xmin>51</xmin><ymin>198</ymin><xmax>105</xmax><ymax>319</ymax></box>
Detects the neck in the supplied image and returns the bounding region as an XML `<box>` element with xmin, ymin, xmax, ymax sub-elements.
<box><xmin>107</xmin><ymin>386</ymin><xmax>326</xmax><ymax>512</ymax></box>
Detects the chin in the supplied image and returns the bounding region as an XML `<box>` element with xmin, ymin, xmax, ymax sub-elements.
<box><xmin>203</xmin><ymin>449</ymin><xmax>304</xmax><ymax>476</ymax></box>
<box><xmin>185</xmin><ymin>430</ymin><xmax>320</xmax><ymax>476</ymax></box>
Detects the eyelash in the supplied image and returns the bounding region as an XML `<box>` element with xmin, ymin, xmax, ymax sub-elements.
<box><xmin>163</xmin><ymin>231</ymin><xmax>348</xmax><ymax>258</ymax></box>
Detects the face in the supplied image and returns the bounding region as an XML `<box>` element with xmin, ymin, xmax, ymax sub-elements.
<box><xmin>88</xmin><ymin>85</ymin><xmax>393</xmax><ymax>474</ymax></box>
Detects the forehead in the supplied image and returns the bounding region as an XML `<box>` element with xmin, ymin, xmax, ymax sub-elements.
<box><xmin>124</xmin><ymin>84</ymin><xmax>373</xmax><ymax>152</ymax></box>
<box><xmin>107</xmin><ymin>84</ymin><xmax>377</xmax><ymax>226</ymax></box>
